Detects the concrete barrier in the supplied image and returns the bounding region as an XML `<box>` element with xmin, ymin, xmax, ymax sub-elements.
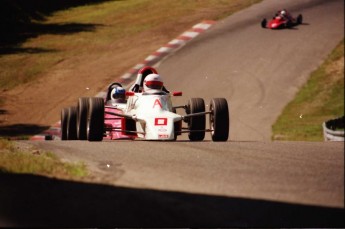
<box><xmin>323</xmin><ymin>116</ymin><xmax>344</xmax><ymax>141</ymax></box>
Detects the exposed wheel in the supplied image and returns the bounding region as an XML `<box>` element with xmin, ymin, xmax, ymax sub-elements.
<box><xmin>61</xmin><ymin>108</ymin><xmax>69</xmax><ymax>140</ymax></box>
<box><xmin>67</xmin><ymin>106</ymin><xmax>78</xmax><ymax>140</ymax></box>
<box><xmin>297</xmin><ymin>14</ymin><xmax>303</xmax><ymax>24</ymax></box>
<box><xmin>209</xmin><ymin>98</ymin><xmax>229</xmax><ymax>141</ymax></box>
<box><xmin>186</xmin><ymin>98</ymin><xmax>205</xmax><ymax>141</ymax></box>
<box><xmin>87</xmin><ymin>97</ymin><xmax>104</xmax><ymax>141</ymax></box>
<box><xmin>261</xmin><ymin>18</ymin><xmax>267</xmax><ymax>28</ymax></box>
<box><xmin>77</xmin><ymin>97</ymin><xmax>89</xmax><ymax>140</ymax></box>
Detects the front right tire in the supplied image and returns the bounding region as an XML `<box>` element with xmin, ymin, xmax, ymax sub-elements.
<box><xmin>209</xmin><ymin>98</ymin><xmax>229</xmax><ymax>141</ymax></box>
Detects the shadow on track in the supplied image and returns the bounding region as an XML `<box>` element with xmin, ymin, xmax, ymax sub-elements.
<box><xmin>0</xmin><ymin>172</ymin><xmax>343</xmax><ymax>227</ymax></box>
<box><xmin>0</xmin><ymin>124</ymin><xmax>50</xmax><ymax>138</ymax></box>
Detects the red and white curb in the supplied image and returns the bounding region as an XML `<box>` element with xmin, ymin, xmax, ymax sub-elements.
<box><xmin>30</xmin><ymin>20</ymin><xmax>216</xmax><ymax>140</ymax></box>
<box><xmin>117</xmin><ymin>20</ymin><xmax>216</xmax><ymax>87</ymax></box>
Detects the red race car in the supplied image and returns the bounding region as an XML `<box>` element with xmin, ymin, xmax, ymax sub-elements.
<box><xmin>261</xmin><ymin>9</ymin><xmax>303</xmax><ymax>29</ymax></box>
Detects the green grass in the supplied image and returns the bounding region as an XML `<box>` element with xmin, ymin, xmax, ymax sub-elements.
<box><xmin>0</xmin><ymin>138</ymin><xmax>88</xmax><ymax>178</ymax></box>
<box><xmin>272</xmin><ymin>39</ymin><xmax>344</xmax><ymax>141</ymax></box>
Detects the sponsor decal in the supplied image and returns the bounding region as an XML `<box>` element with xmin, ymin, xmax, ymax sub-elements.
<box><xmin>158</xmin><ymin>128</ymin><xmax>167</xmax><ymax>132</ymax></box>
<box><xmin>158</xmin><ymin>134</ymin><xmax>169</xmax><ymax>139</ymax></box>
<box><xmin>155</xmin><ymin>118</ymin><xmax>167</xmax><ymax>126</ymax></box>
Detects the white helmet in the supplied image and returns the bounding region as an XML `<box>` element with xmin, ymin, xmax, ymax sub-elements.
<box><xmin>143</xmin><ymin>73</ymin><xmax>163</xmax><ymax>93</ymax></box>
<box><xmin>281</xmin><ymin>10</ymin><xmax>286</xmax><ymax>16</ymax></box>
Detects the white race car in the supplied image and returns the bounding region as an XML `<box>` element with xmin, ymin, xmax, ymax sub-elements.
<box><xmin>61</xmin><ymin>66</ymin><xmax>229</xmax><ymax>141</ymax></box>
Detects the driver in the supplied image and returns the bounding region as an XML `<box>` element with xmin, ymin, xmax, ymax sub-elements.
<box><xmin>110</xmin><ymin>86</ymin><xmax>126</xmax><ymax>103</ymax></box>
<box><xmin>279</xmin><ymin>9</ymin><xmax>291</xmax><ymax>20</ymax></box>
<box><xmin>143</xmin><ymin>73</ymin><xmax>169</xmax><ymax>94</ymax></box>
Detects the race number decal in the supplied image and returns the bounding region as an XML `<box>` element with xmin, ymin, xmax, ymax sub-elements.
<box><xmin>155</xmin><ymin>118</ymin><xmax>167</xmax><ymax>126</ymax></box>
<box><xmin>153</xmin><ymin>99</ymin><xmax>163</xmax><ymax>109</ymax></box>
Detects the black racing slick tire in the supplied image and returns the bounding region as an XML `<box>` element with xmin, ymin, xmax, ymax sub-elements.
<box><xmin>261</xmin><ymin>18</ymin><xmax>267</xmax><ymax>28</ymax></box>
<box><xmin>87</xmin><ymin>97</ymin><xmax>104</xmax><ymax>141</ymax></box>
<box><xmin>61</xmin><ymin>108</ymin><xmax>69</xmax><ymax>140</ymax></box>
<box><xmin>77</xmin><ymin>97</ymin><xmax>89</xmax><ymax>140</ymax></box>
<box><xmin>67</xmin><ymin>106</ymin><xmax>78</xmax><ymax>140</ymax></box>
<box><xmin>297</xmin><ymin>14</ymin><xmax>303</xmax><ymax>25</ymax></box>
<box><xmin>209</xmin><ymin>98</ymin><xmax>229</xmax><ymax>141</ymax></box>
<box><xmin>187</xmin><ymin>98</ymin><xmax>206</xmax><ymax>141</ymax></box>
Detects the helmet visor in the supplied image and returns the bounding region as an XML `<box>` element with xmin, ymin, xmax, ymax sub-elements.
<box><xmin>145</xmin><ymin>80</ymin><xmax>163</xmax><ymax>90</ymax></box>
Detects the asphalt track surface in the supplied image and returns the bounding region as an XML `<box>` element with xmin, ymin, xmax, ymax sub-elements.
<box><xmin>1</xmin><ymin>0</ymin><xmax>344</xmax><ymax>227</ymax></box>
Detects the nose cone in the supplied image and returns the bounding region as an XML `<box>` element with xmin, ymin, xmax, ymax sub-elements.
<box><xmin>145</xmin><ymin>117</ymin><xmax>174</xmax><ymax>140</ymax></box>
<box><xmin>269</xmin><ymin>18</ymin><xmax>283</xmax><ymax>29</ymax></box>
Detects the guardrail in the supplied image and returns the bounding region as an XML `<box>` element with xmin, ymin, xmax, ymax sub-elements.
<box><xmin>323</xmin><ymin>116</ymin><xmax>344</xmax><ymax>141</ymax></box>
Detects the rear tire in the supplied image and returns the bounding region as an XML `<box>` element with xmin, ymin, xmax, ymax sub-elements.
<box><xmin>261</xmin><ymin>18</ymin><xmax>267</xmax><ymax>28</ymax></box>
<box><xmin>77</xmin><ymin>97</ymin><xmax>89</xmax><ymax>140</ymax></box>
<box><xmin>67</xmin><ymin>106</ymin><xmax>78</xmax><ymax>140</ymax></box>
<box><xmin>297</xmin><ymin>14</ymin><xmax>303</xmax><ymax>24</ymax></box>
<box><xmin>61</xmin><ymin>108</ymin><xmax>69</xmax><ymax>140</ymax></box>
<box><xmin>87</xmin><ymin>97</ymin><xmax>104</xmax><ymax>141</ymax></box>
<box><xmin>210</xmin><ymin>98</ymin><xmax>229</xmax><ymax>141</ymax></box>
<box><xmin>187</xmin><ymin>98</ymin><xmax>205</xmax><ymax>141</ymax></box>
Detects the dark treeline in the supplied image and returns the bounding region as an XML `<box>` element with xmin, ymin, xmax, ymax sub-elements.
<box><xmin>0</xmin><ymin>0</ymin><xmax>113</xmax><ymax>54</ymax></box>
<box><xmin>0</xmin><ymin>0</ymin><xmax>113</xmax><ymax>25</ymax></box>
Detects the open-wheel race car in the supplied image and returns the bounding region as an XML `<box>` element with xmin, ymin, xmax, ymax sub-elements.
<box><xmin>61</xmin><ymin>66</ymin><xmax>229</xmax><ymax>141</ymax></box>
<box><xmin>261</xmin><ymin>9</ymin><xmax>303</xmax><ymax>29</ymax></box>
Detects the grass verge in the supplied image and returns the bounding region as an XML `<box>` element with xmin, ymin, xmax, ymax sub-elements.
<box><xmin>272</xmin><ymin>39</ymin><xmax>344</xmax><ymax>141</ymax></box>
<box><xmin>0</xmin><ymin>138</ymin><xmax>88</xmax><ymax>179</ymax></box>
